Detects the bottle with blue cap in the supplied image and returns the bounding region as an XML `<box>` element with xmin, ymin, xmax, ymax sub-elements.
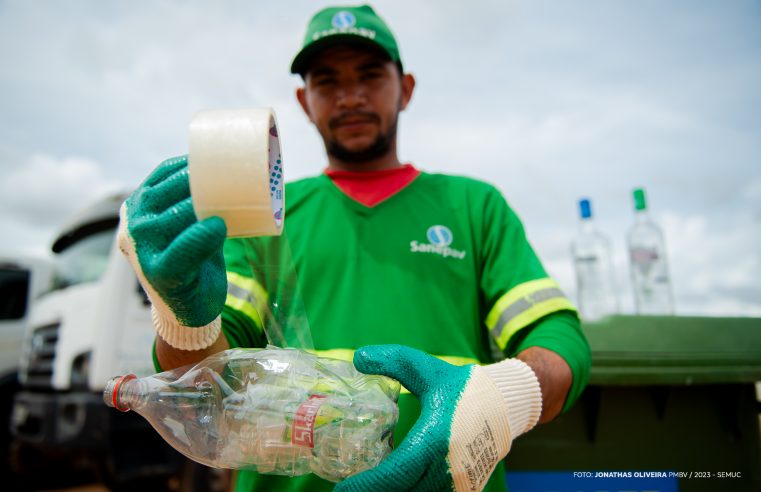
<box><xmin>571</xmin><ymin>198</ymin><xmax>619</xmax><ymax>321</ymax></box>
<box><xmin>627</xmin><ymin>187</ymin><xmax>674</xmax><ymax>314</ymax></box>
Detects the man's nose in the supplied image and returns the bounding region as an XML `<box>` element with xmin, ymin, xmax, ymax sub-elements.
<box><xmin>336</xmin><ymin>83</ymin><xmax>367</xmax><ymax>109</ymax></box>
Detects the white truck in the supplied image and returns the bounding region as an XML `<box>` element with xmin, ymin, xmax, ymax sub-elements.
<box><xmin>9</xmin><ymin>192</ymin><xmax>223</xmax><ymax>490</ymax></box>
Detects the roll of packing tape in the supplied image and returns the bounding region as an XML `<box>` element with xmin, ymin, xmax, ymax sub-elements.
<box><xmin>188</xmin><ymin>108</ymin><xmax>284</xmax><ymax>237</ymax></box>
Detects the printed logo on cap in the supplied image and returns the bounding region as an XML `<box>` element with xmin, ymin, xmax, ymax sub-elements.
<box><xmin>312</xmin><ymin>11</ymin><xmax>376</xmax><ymax>42</ymax></box>
<box><xmin>427</xmin><ymin>225</ymin><xmax>453</xmax><ymax>247</ymax></box>
<box><xmin>332</xmin><ymin>11</ymin><xmax>356</xmax><ymax>29</ymax></box>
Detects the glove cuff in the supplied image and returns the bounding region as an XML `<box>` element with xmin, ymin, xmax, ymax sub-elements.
<box><xmin>482</xmin><ymin>358</ymin><xmax>542</xmax><ymax>439</ymax></box>
<box><xmin>447</xmin><ymin>360</ymin><xmax>540</xmax><ymax>491</ymax></box>
<box><xmin>152</xmin><ymin>306</ymin><xmax>221</xmax><ymax>351</ymax></box>
<box><xmin>118</xmin><ymin>204</ymin><xmax>221</xmax><ymax>351</ymax></box>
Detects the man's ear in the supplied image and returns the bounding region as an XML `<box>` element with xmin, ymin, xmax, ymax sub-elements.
<box><xmin>399</xmin><ymin>73</ymin><xmax>416</xmax><ymax>112</ymax></box>
<box><xmin>296</xmin><ymin>87</ymin><xmax>314</xmax><ymax>122</ymax></box>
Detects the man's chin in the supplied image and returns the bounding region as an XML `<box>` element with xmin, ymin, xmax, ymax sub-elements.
<box><xmin>327</xmin><ymin>139</ymin><xmax>391</xmax><ymax>165</ymax></box>
<box><xmin>335</xmin><ymin>134</ymin><xmax>377</xmax><ymax>151</ymax></box>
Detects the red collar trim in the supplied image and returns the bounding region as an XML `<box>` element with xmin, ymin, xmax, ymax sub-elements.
<box><xmin>324</xmin><ymin>164</ymin><xmax>420</xmax><ymax>207</ymax></box>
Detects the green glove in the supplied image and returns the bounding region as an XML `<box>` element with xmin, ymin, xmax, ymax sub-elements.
<box><xmin>117</xmin><ymin>155</ymin><xmax>227</xmax><ymax>350</ymax></box>
<box><xmin>335</xmin><ymin>345</ymin><xmax>542</xmax><ymax>492</ymax></box>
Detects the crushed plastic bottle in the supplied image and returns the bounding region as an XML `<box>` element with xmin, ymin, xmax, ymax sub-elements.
<box><xmin>571</xmin><ymin>198</ymin><xmax>619</xmax><ymax>321</ymax></box>
<box><xmin>103</xmin><ymin>347</ymin><xmax>400</xmax><ymax>482</ymax></box>
<box><xmin>627</xmin><ymin>187</ymin><xmax>674</xmax><ymax>314</ymax></box>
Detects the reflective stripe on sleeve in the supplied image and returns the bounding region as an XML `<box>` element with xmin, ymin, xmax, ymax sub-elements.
<box><xmin>226</xmin><ymin>271</ymin><xmax>268</xmax><ymax>333</ymax></box>
<box><xmin>308</xmin><ymin>348</ymin><xmax>481</xmax><ymax>394</ymax></box>
<box><xmin>486</xmin><ymin>278</ymin><xmax>576</xmax><ymax>350</ymax></box>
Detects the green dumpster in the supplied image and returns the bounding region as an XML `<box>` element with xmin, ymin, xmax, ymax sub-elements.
<box><xmin>505</xmin><ymin>315</ymin><xmax>761</xmax><ymax>492</ymax></box>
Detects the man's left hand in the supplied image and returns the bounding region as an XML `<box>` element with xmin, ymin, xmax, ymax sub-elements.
<box><xmin>334</xmin><ymin>344</ymin><xmax>542</xmax><ymax>492</ymax></box>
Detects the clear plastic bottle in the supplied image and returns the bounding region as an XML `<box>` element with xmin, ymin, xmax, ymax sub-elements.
<box><xmin>103</xmin><ymin>347</ymin><xmax>400</xmax><ymax>483</ymax></box>
<box><xmin>627</xmin><ymin>188</ymin><xmax>674</xmax><ymax>314</ymax></box>
<box><xmin>571</xmin><ymin>198</ymin><xmax>619</xmax><ymax>321</ymax></box>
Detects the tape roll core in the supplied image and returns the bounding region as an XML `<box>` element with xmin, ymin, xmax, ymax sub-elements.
<box><xmin>188</xmin><ymin>108</ymin><xmax>284</xmax><ymax>237</ymax></box>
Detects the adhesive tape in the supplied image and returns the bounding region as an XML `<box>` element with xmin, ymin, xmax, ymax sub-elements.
<box><xmin>188</xmin><ymin>108</ymin><xmax>284</xmax><ymax>237</ymax></box>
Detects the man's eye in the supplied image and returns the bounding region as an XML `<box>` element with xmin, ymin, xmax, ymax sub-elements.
<box><xmin>314</xmin><ymin>77</ymin><xmax>336</xmax><ymax>86</ymax></box>
<box><xmin>362</xmin><ymin>71</ymin><xmax>383</xmax><ymax>80</ymax></box>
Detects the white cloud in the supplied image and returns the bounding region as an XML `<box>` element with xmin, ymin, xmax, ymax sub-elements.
<box><xmin>0</xmin><ymin>154</ymin><xmax>124</xmax><ymax>254</ymax></box>
<box><xmin>661</xmin><ymin>211</ymin><xmax>761</xmax><ymax>316</ymax></box>
<box><xmin>0</xmin><ymin>0</ymin><xmax>759</xmax><ymax>317</ymax></box>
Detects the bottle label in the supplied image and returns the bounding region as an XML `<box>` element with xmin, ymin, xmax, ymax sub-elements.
<box><xmin>292</xmin><ymin>394</ymin><xmax>327</xmax><ymax>448</ymax></box>
<box><xmin>630</xmin><ymin>247</ymin><xmax>658</xmax><ymax>263</ymax></box>
<box><xmin>630</xmin><ymin>247</ymin><xmax>659</xmax><ymax>271</ymax></box>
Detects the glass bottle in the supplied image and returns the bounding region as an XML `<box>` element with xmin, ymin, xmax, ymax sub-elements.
<box><xmin>571</xmin><ymin>198</ymin><xmax>619</xmax><ymax>321</ymax></box>
<box><xmin>627</xmin><ymin>188</ymin><xmax>674</xmax><ymax>314</ymax></box>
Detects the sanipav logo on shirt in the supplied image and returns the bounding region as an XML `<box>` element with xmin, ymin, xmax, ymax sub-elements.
<box><xmin>409</xmin><ymin>225</ymin><xmax>467</xmax><ymax>260</ymax></box>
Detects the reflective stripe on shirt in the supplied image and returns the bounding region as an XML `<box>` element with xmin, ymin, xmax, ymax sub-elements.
<box><xmin>486</xmin><ymin>278</ymin><xmax>576</xmax><ymax>350</ymax></box>
<box><xmin>226</xmin><ymin>271</ymin><xmax>267</xmax><ymax>332</ymax></box>
<box><xmin>307</xmin><ymin>348</ymin><xmax>481</xmax><ymax>394</ymax></box>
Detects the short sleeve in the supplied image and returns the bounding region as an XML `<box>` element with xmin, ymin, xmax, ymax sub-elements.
<box><xmin>478</xmin><ymin>186</ymin><xmax>577</xmax><ymax>352</ymax></box>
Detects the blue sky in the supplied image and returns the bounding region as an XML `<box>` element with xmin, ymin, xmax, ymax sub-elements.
<box><xmin>0</xmin><ymin>0</ymin><xmax>759</xmax><ymax>315</ymax></box>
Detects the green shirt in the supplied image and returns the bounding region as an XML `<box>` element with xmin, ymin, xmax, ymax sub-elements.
<box><xmin>219</xmin><ymin>171</ymin><xmax>590</xmax><ymax>492</ymax></box>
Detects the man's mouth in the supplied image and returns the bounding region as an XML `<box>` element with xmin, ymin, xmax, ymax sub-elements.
<box><xmin>330</xmin><ymin>112</ymin><xmax>380</xmax><ymax>131</ymax></box>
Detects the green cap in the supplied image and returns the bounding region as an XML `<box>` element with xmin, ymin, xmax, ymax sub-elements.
<box><xmin>290</xmin><ymin>5</ymin><xmax>402</xmax><ymax>76</ymax></box>
<box><xmin>633</xmin><ymin>187</ymin><xmax>647</xmax><ymax>211</ymax></box>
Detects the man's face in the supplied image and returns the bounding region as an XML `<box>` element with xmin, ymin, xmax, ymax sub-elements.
<box><xmin>297</xmin><ymin>44</ymin><xmax>414</xmax><ymax>165</ymax></box>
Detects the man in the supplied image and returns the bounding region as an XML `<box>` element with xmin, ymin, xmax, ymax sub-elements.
<box><xmin>118</xmin><ymin>5</ymin><xmax>590</xmax><ymax>492</ymax></box>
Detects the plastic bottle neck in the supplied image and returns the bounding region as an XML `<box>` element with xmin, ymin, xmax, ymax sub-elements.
<box><xmin>104</xmin><ymin>375</ymin><xmax>147</xmax><ymax>412</ymax></box>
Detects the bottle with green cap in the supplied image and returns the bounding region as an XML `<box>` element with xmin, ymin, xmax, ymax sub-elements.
<box><xmin>571</xmin><ymin>198</ymin><xmax>619</xmax><ymax>321</ymax></box>
<box><xmin>627</xmin><ymin>187</ymin><xmax>674</xmax><ymax>314</ymax></box>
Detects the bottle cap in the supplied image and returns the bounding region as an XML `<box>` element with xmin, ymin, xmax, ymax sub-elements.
<box><xmin>578</xmin><ymin>198</ymin><xmax>592</xmax><ymax>219</ymax></box>
<box><xmin>633</xmin><ymin>188</ymin><xmax>647</xmax><ymax>211</ymax></box>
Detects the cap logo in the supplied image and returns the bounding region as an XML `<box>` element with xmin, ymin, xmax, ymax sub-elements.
<box><xmin>332</xmin><ymin>11</ymin><xmax>356</xmax><ymax>29</ymax></box>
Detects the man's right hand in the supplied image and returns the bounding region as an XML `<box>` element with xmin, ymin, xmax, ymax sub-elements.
<box><xmin>118</xmin><ymin>155</ymin><xmax>228</xmax><ymax>351</ymax></box>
